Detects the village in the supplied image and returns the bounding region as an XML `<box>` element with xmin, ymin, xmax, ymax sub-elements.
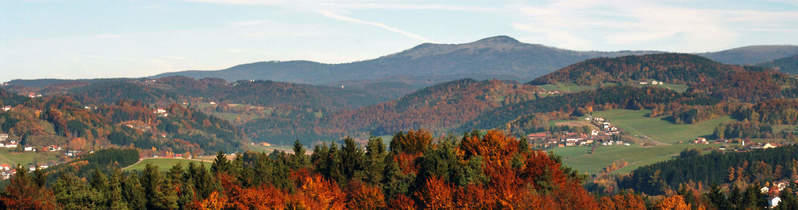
<box><xmin>526</xmin><ymin>116</ymin><xmax>628</xmax><ymax>149</ymax></box>
<box><xmin>0</xmin><ymin>105</ymin><xmax>191</xmax><ymax>180</ymax></box>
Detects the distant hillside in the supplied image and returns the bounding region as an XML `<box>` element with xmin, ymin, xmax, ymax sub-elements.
<box><xmin>697</xmin><ymin>45</ymin><xmax>798</xmax><ymax>65</ymax></box>
<box><xmin>27</xmin><ymin>77</ymin><xmax>385</xmax><ymax>111</ymax></box>
<box><xmin>758</xmin><ymin>54</ymin><xmax>798</xmax><ymax>74</ymax></box>
<box><xmin>0</xmin><ymin>93</ymin><xmax>243</xmax><ymax>154</ymax></box>
<box><xmin>154</xmin><ymin>36</ymin><xmax>657</xmax><ymax>85</ymax></box>
<box><xmin>243</xmin><ymin>79</ymin><xmax>542</xmax><ymax>143</ymax></box>
<box><xmin>530</xmin><ymin>53</ymin><xmax>796</xmax><ymax>102</ymax></box>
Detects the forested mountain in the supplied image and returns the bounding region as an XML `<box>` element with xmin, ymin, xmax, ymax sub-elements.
<box><xmin>154</xmin><ymin>36</ymin><xmax>658</xmax><ymax>85</ymax></box>
<box><xmin>759</xmin><ymin>55</ymin><xmax>798</xmax><ymax>74</ymax></box>
<box><xmin>0</xmin><ymin>90</ymin><xmax>243</xmax><ymax>154</ymax></box>
<box><xmin>459</xmin><ymin>86</ymin><xmax>695</xmax><ymax>134</ymax></box>
<box><xmin>11</xmin><ymin>76</ymin><xmax>388</xmax><ymax>111</ymax></box>
<box><xmin>531</xmin><ymin>53</ymin><xmax>797</xmax><ymax>102</ymax></box>
<box><xmin>243</xmin><ymin>79</ymin><xmax>542</xmax><ymax>144</ymax></box>
<box><xmin>698</xmin><ymin>45</ymin><xmax>798</xmax><ymax>65</ymax></box>
<box><xmin>153</xmin><ymin>36</ymin><xmax>797</xmax><ymax>87</ymax></box>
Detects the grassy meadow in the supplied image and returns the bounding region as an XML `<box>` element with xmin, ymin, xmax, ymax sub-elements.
<box><xmin>123</xmin><ymin>158</ymin><xmax>211</xmax><ymax>172</ymax></box>
<box><xmin>551</xmin><ymin>109</ymin><xmax>734</xmax><ymax>175</ymax></box>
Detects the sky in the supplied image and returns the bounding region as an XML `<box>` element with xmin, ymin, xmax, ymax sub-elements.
<box><xmin>1</xmin><ymin>0</ymin><xmax>797</xmax><ymax>82</ymax></box>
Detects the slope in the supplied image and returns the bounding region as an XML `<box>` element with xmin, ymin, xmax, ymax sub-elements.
<box><xmin>530</xmin><ymin>53</ymin><xmax>796</xmax><ymax>102</ymax></box>
<box><xmin>697</xmin><ymin>45</ymin><xmax>798</xmax><ymax>65</ymax></box>
<box><xmin>758</xmin><ymin>54</ymin><xmax>798</xmax><ymax>74</ymax></box>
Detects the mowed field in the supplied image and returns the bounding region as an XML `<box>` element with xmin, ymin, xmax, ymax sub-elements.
<box><xmin>123</xmin><ymin>158</ymin><xmax>211</xmax><ymax>172</ymax></box>
<box><xmin>591</xmin><ymin>109</ymin><xmax>732</xmax><ymax>144</ymax></box>
<box><xmin>0</xmin><ymin>149</ymin><xmax>61</xmax><ymax>166</ymax></box>
<box><xmin>551</xmin><ymin>109</ymin><xmax>733</xmax><ymax>175</ymax></box>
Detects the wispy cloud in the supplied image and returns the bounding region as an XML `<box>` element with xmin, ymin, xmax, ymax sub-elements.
<box><xmin>317</xmin><ymin>10</ymin><xmax>431</xmax><ymax>42</ymax></box>
<box><xmin>511</xmin><ymin>0</ymin><xmax>798</xmax><ymax>51</ymax></box>
<box><xmin>184</xmin><ymin>0</ymin><xmax>497</xmax><ymax>12</ymax></box>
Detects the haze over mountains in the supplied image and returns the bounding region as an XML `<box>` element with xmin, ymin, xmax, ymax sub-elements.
<box><xmin>152</xmin><ymin>35</ymin><xmax>798</xmax><ymax>87</ymax></box>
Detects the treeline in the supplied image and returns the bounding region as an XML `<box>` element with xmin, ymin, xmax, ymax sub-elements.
<box><xmin>0</xmin><ymin>130</ymin><xmax>661</xmax><ymax>209</ymax></box>
<box><xmin>619</xmin><ymin>145</ymin><xmax>798</xmax><ymax>195</ymax></box>
<box><xmin>0</xmin><ymin>88</ymin><xmax>29</xmax><ymax>107</ymax></box>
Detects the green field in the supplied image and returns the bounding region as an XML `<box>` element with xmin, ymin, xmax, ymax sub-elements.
<box><xmin>551</xmin><ymin>109</ymin><xmax>734</xmax><ymax>175</ymax></box>
<box><xmin>0</xmin><ymin>150</ymin><xmax>61</xmax><ymax>167</ymax></box>
<box><xmin>592</xmin><ymin>109</ymin><xmax>732</xmax><ymax>144</ymax></box>
<box><xmin>123</xmin><ymin>158</ymin><xmax>211</xmax><ymax>172</ymax></box>
<box><xmin>538</xmin><ymin>83</ymin><xmax>603</xmax><ymax>93</ymax></box>
<box><xmin>659</xmin><ymin>83</ymin><xmax>689</xmax><ymax>93</ymax></box>
<box><xmin>552</xmin><ymin>144</ymin><xmax>717</xmax><ymax>174</ymax></box>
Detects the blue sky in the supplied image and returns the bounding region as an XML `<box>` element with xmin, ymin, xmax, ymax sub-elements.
<box><xmin>1</xmin><ymin>0</ymin><xmax>797</xmax><ymax>81</ymax></box>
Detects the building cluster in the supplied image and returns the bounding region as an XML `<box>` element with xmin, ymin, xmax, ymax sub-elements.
<box><xmin>527</xmin><ymin>117</ymin><xmax>628</xmax><ymax>149</ymax></box>
<box><xmin>760</xmin><ymin>181</ymin><xmax>790</xmax><ymax>208</ymax></box>
<box><xmin>1</xmin><ymin>105</ymin><xmax>11</xmax><ymax>112</ymax></box>
<box><xmin>0</xmin><ymin>162</ymin><xmax>51</xmax><ymax>180</ymax></box>
<box><xmin>0</xmin><ymin>133</ymin><xmax>18</xmax><ymax>149</ymax></box>
<box><xmin>536</xmin><ymin>90</ymin><xmax>561</xmax><ymax>95</ymax></box>
<box><xmin>153</xmin><ymin>108</ymin><xmax>169</xmax><ymax>117</ymax></box>
<box><xmin>639</xmin><ymin>80</ymin><xmax>664</xmax><ymax>85</ymax></box>
<box><xmin>692</xmin><ymin>138</ymin><xmax>781</xmax><ymax>152</ymax></box>
<box><xmin>26</xmin><ymin>92</ymin><xmax>42</xmax><ymax>98</ymax></box>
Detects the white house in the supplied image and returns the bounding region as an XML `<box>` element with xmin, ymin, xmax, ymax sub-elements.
<box><xmin>763</xmin><ymin>143</ymin><xmax>779</xmax><ymax>149</ymax></box>
<box><xmin>0</xmin><ymin>133</ymin><xmax>7</xmax><ymax>142</ymax></box>
<box><xmin>23</xmin><ymin>146</ymin><xmax>34</xmax><ymax>152</ymax></box>
<box><xmin>770</xmin><ymin>197</ymin><xmax>781</xmax><ymax>208</ymax></box>
<box><xmin>1</xmin><ymin>106</ymin><xmax>10</xmax><ymax>112</ymax></box>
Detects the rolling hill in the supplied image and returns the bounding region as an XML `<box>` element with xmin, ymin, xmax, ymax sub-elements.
<box><xmin>242</xmin><ymin>79</ymin><xmax>542</xmax><ymax>144</ymax></box>
<box><xmin>758</xmin><ymin>54</ymin><xmax>798</xmax><ymax>74</ymax></box>
<box><xmin>697</xmin><ymin>45</ymin><xmax>798</xmax><ymax>65</ymax></box>
<box><xmin>0</xmin><ymin>89</ymin><xmax>244</xmax><ymax>154</ymax></box>
<box><xmin>530</xmin><ymin>53</ymin><xmax>796</xmax><ymax>102</ymax></box>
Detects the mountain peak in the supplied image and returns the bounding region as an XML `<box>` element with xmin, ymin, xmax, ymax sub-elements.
<box><xmin>473</xmin><ymin>35</ymin><xmax>520</xmax><ymax>44</ymax></box>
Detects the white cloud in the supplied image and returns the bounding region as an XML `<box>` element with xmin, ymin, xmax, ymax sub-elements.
<box><xmin>183</xmin><ymin>0</ymin><xmax>497</xmax><ymax>12</ymax></box>
<box><xmin>317</xmin><ymin>10</ymin><xmax>431</xmax><ymax>42</ymax></box>
<box><xmin>512</xmin><ymin>0</ymin><xmax>797</xmax><ymax>51</ymax></box>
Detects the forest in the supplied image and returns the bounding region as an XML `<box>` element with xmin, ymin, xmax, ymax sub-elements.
<box><xmin>0</xmin><ymin>130</ymin><xmax>649</xmax><ymax>209</ymax></box>
<box><xmin>5</xmin><ymin>129</ymin><xmax>797</xmax><ymax>209</ymax></box>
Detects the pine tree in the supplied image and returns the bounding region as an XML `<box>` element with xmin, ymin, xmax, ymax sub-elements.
<box><xmin>364</xmin><ymin>136</ymin><xmax>386</xmax><ymax>186</ymax></box>
<box><xmin>89</xmin><ymin>169</ymin><xmax>110</xmax><ymax>207</ymax></box>
<box><xmin>210</xmin><ymin>151</ymin><xmax>230</xmax><ymax>174</ymax></box>
<box><xmin>292</xmin><ymin>139</ymin><xmax>309</xmax><ymax>168</ymax></box>
<box><xmin>121</xmin><ymin>173</ymin><xmax>146</xmax><ymax>210</ymax></box>
<box><xmin>107</xmin><ymin>168</ymin><xmax>129</xmax><ymax>210</ymax></box>
<box><xmin>341</xmin><ymin>137</ymin><xmax>365</xmax><ymax>182</ymax></box>
<box><xmin>141</xmin><ymin>163</ymin><xmax>178</xmax><ymax>209</ymax></box>
<box><xmin>53</xmin><ymin>172</ymin><xmax>103</xmax><ymax>209</ymax></box>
